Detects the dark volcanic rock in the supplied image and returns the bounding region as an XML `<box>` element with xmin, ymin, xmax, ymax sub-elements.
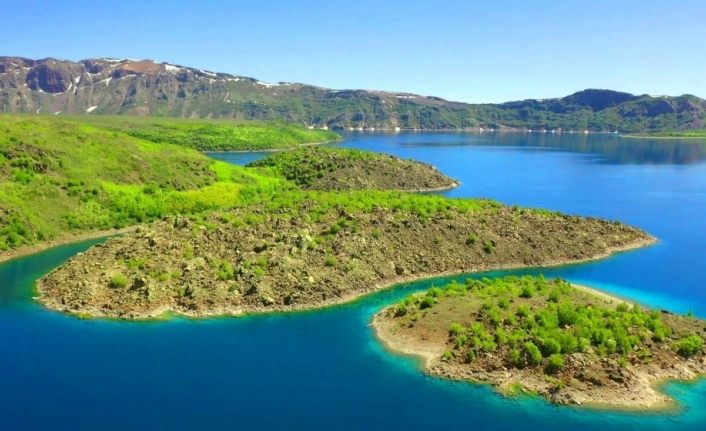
<box><xmin>26</xmin><ymin>63</ymin><xmax>72</xmax><ymax>93</ymax></box>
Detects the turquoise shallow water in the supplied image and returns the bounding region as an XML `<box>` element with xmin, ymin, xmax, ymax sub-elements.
<box><xmin>3</xmin><ymin>133</ymin><xmax>706</xmax><ymax>430</ymax></box>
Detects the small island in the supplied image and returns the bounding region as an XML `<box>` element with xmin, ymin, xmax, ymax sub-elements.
<box><xmin>373</xmin><ymin>276</ymin><xmax>706</xmax><ymax>409</ymax></box>
<box><xmin>248</xmin><ymin>147</ymin><xmax>459</xmax><ymax>192</ymax></box>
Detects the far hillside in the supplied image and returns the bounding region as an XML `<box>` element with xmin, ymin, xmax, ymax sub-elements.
<box><xmin>66</xmin><ymin>116</ymin><xmax>342</xmax><ymax>151</ymax></box>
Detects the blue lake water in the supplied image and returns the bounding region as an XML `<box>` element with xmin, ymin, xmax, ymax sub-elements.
<box><xmin>3</xmin><ymin>132</ymin><xmax>706</xmax><ymax>430</ymax></box>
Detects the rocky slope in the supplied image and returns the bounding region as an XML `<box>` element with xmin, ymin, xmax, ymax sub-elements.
<box><xmin>2</xmin><ymin>57</ymin><xmax>705</xmax><ymax>132</ymax></box>
<box><xmin>374</xmin><ymin>276</ymin><xmax>706</xmax><ymax>409</ymax></box>
<box><xmin>37</xmin><ymin>203</ymin><xmax>653</xmax><ymax>319</ymax></box>
<box><xmin>247</xmin><ymin>147</ymin><xmax>459</xmax><ymax>192</ymax></box>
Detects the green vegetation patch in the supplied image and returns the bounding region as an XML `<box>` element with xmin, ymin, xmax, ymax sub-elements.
<box><xmin>70</xmin><ymin>116</ymin><xmax>341</xmax><ymax>151</ymax></box>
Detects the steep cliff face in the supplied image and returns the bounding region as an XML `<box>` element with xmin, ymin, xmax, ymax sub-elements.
<box><xmin>1</xmin><ymin>56</ymin><xmax>705</xmax><ymax>132</ymax></box>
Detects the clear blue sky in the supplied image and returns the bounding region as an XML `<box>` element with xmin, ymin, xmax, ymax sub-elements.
<box><xmin>1</xmin><ymin>0</ymin><xmax>704</xmax><ymax>103</ymax></box>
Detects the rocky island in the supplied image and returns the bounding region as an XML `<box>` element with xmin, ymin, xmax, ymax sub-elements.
<box><xmin>248</xmin><ymin>147</ymin><xmax>459</xmax><ymax>192</ymax></box>
<box><xmin>373</xmin><ymin>276</ymin><xmax>706</xmax><ymax>409</ymax></box>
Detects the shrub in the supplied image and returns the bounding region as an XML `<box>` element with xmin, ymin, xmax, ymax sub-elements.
<box><xmin>674</xmin><ymin>335</ymin><xmax>704</xmax><ymax>357</ymax></box>
<box><xmin>516</xmin><ymin>304</ymin><xmax>530</xmax><ymax>317</ymax></box>
<box><xmin>324</xmin><ymin>255</ymin><xmax>337</xmax><ymax>267</ymax></box>
<box><xmin>548</xmin><ymin>289</ymin><xmax>561</xmax><ymax>303</ymax></box>
<box><xmin>449</xmin><ymin>322</ymin><xmax>466</xmax><ymax>337</ymax></box>
<box><xmin>652</xmin><ymin>327</ymin><xmax>667</xmax><ymax>342</ymax></box>
<box><xmin>520</xmin><ymin>285</ymin><xmax>534</xmax><ymax>299</ymax></box>
<box><xmin>419</xmin><ymin>296</ymin><xmax>436</xmax><ymax>309</ymax></box>
<box><xmin>508</xmin><ymin>348</ymin><xmax>522</xmax><ymax>367</ymax></box>
<box><xmin>545</xmin><ymin>354</ymin><xmax>564</xmax><ymax>374</ymax></box>
<box><xmin>539</xmin><ymin>337</ymin><xmax>562</xmax><ymax>357</ymax></box>
<box><xmin>557</xmin><ymin>304</ymin><xmax>578</xmax><ymax>327</ymax></box>
<box><xmin>216</xmin><ymin>261</ymin><xmax>235</xmax><ymax>280</ymax></box>
<box><xmin>109</xmin><ymin>274</ymin><xmax>129</xmax><ymax>289</ymax></box>
<box><xmin>524</xmin><ymin>341</ymin><xmax>543</xmax><ymax>366</ymax></box>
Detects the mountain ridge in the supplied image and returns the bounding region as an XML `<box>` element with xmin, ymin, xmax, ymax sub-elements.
<box><xmin>1</xmin><ymin>56</ymin><xmax>705</xmax><ymax>132</ymax></box>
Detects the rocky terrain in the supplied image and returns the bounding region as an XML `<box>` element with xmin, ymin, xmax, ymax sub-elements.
<box><xmin>2</xmin><ymin>57</ymin><xmax>705</xmax><ymax>132</ymax></box>
<box><xmin>248</xmin><ymin>147</ymin><xmax>459</xmax><ymax>192</ymax></box>
<box><xmin>374</xmin><ymin>276</ymin><xmax>706</xmax><ymax>410</ymax></box>
<box><xmin>37</xmin><ymin>203</ymin><xmax>653</xmax><ymax>319</ymax></box>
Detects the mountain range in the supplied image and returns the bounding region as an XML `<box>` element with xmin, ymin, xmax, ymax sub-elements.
<box><xmin>1</xmin><ymin>56</ymin><xmax>705</xmax><ymax>132</ymax></box>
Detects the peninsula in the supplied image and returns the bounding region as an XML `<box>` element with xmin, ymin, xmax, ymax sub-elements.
<box><xmin>37</xmin><ymin>202</ymin><xmax>653</xmax><ymax>319</ymax></box>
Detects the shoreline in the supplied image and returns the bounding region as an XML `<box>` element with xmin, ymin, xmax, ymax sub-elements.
<box><xmin>404</xmin><ymin>180</ymin><xmax>461</xmax><ymax>194</ymax></box>
<box><xmin>620</xmin><ymin>134</ymin><xmax>706</xmax><ymax>141</ymax></box>
<box><xmin>39</xmin><ymin>235</ymin><xmax>656</xmax><ymax>321</ymax></box>
<box><xmin>0</xmin><ymin>227</ymin><xmax>137</xmax><ymax>265</ymax></box>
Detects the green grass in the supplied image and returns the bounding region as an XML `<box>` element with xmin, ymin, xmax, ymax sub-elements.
<box><xmin>67</xmin><ymin>115</ymin><xmax>341</xmax><ymax>151</ymax></box>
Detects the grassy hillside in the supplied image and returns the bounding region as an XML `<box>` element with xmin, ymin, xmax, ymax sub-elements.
<box><xmin>67</xmin><ymin>116</ymin><xmax>341</xmax><ymax>151</ymax></box>
<box><xmin>0</xmin><ymin>115</ymin><xmax>282</xmax><ymax>251</ymax></box>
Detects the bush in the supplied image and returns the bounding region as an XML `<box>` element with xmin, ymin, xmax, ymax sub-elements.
<box><xmin>419</xmin><ymin>296</ymin><xmax>436</xmax><ymax>309</ymax></box>
<box><xmin>674</xmin><ymin>335</ymin><xmax>704</xmax><ymax>357</ymax></box>
<box><xmin>508</xmin><ymin>348</ymin><xmax>522</xmax><ymax>367</ymax></box>
<box><xmin>449</xmin><ymin>322</ymin><xmax>466</xmax><ymax>337</ymax></box>
<box><xmin>557</xmin><ymin>304</ymin><xmax>578</xmax><ymax>327</ymax></box>
<box><xmin>516</xmin><ymin>304</ymin><xmax>530</xmax><ymax>317</ymax></box>
<box><xmin>539</xmin><ymin>337</ymin><xmax>562</xmax><ymax>357</ymax></box>
<box><xmin>524</xmin><ymin>341</ymin><xmax>543</xmax><ymax>366</ymax></box>
<box><xmin>109</xmin><ymin>274</ymin><xmax>129</xmax><ymax>289</ymax></box>
<box><xmin>520</xmin><ymin>285</ymin><xmax>534</xmax><ymax>299</ymax></box>
<box><xmin>545</xmin><ymin>354</ymin><xmax>564</xmax><ymax>374</ymax></box>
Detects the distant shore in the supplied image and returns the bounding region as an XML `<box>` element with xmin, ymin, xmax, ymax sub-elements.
<box><xmin>203</xmin><ymin>138</ymin><xmax>342</xmax><ymax>154</ymax></box>
<box><xmin>620</xmin><ymin>134</ymin><xmax>706</xmax><ymax>140</ymax></box>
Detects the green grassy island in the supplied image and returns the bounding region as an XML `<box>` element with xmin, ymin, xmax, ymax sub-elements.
<box><xmin>248</xmin><ymin>147</ymin><xmax>459</xmax><ymax>191</ymax></box>
<box><xmin>373</xmin><ymin>276</ymin><xmax>706</xmax><ymax>410</ymax></box>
